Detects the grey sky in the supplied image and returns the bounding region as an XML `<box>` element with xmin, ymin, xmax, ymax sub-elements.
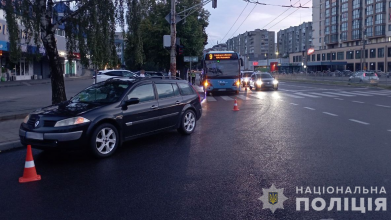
<box><xmin>203</xmin><ymin>0</ymin><xmax>313</xmax><ymax>48</ymax></box>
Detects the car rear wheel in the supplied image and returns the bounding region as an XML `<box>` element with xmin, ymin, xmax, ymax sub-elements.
<box><xmin>178</xmin><ymin>110</ymin><xmax>196</xmax><ymax>135</ymax></box>
<box><xmin>90</xmin><ymin>123</ymin><xmax>119</xmax><ymax>158</ymax></box>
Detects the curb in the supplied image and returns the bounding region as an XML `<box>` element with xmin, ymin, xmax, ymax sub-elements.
<box><xmin>0</xmin><ymin>140</ymin><xmax>23</xmax><ymax>153</ymax></box>
<box><xmin>0</xmin><ymin>113</ymin><xmax>28</xmax><ymax>122</ymax></box>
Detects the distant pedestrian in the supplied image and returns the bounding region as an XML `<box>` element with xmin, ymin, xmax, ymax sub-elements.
<box><xmin>191</xmin><ymin>70</ymin><xmax>196</xmax><ymax>85</ymax></box>
<box><xmin>168</xmin><ymin>70</ymin><xmax>171</xmax><ymax>78</ymax></box>
<box><xmin>139</xmin><ymin>69</ymin><xmax>146</xmax><ymax>77</ymax></box>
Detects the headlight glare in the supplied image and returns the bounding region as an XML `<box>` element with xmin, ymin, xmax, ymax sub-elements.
<box><xmin>256</xmin><ymin>80</ymin><xmax>263</xmax><ymax>85</ymax></box>
<box><xmin>273</xmin><ymin>80</ymin><xmax>278</xmax><ymax>84</ymax></box>
<box><xmin>54</xmin><ymin>117</ymin><xmax>90</xmax><ymax>127</ymax></box>
<box><xmin>23</xmin><ymin>114</ymin><xmax>30</xmax><ymax>124</ymax></box>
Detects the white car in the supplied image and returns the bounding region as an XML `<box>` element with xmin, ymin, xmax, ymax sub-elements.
<box><xmin>93</xmin><ymin>70</ymin><xmax>138</xmax><ymax>84</ymax></box>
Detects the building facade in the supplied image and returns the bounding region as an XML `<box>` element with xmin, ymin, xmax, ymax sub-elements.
<box><xmin>289</xmin><ymin>0</ymin><xmax>391</xmax><ymax>72</ymax></box>
<box><xmin>277</xmin><ymin>22</ymin><xmax>313</xmax><ymax>58</ymax></box>
<box><xmin>226</xmin><ymin>29</ymin><xmax>276</xmax><ymax>61</ymax></box>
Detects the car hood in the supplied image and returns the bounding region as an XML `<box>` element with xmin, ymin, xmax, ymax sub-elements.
<box><xmin>32</xmin><ymin>101</ymin><xmax>104</xmax><ymax>117</ymax></box>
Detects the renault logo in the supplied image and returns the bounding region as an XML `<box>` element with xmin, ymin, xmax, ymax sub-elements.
<box><xmin>34</xmin><ymin>121</ymin><xmax>40</xmax><ymax>127</ymax></box>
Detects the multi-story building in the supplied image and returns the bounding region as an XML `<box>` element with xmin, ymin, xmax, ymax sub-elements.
<box><xmin>226</xmin><ymin>29</ymin><xmax>276</xmax><ymax>61</ymax></box>
<box><xmin>277</xmin><ymin>22</ymin><xmax>313</xmax><ymax>58</ymax></box>
<box><xmin>290</xmin><ymin>0</ymin><xmax>391</xmax><ymax>72</ymax></box>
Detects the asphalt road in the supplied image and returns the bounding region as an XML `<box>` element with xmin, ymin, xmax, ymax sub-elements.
<box><xmin>1</xmin><ymin>81</ymin><xmax>391</xmax><ymax>219</ymax></box>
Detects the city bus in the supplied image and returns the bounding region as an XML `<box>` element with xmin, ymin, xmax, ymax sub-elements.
<box><xmin>202</xmin><ymin>51</ymin><xmax>242</xmax><ymax>95</ymax></box>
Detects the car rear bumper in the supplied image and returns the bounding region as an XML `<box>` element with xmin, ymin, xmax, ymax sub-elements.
<box><xmin>204</xmin><ymin>87</ymin><xmax>239</xmax><ymax>92</ymax></box>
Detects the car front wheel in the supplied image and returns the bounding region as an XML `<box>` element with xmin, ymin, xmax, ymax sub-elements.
<box><xmin>90</xmin><ymin>123</ymin><xmax>120</xmax><ymax>158</ymax></box>
<box><xmin>178</xmin><ymin>110</ymin><xmax>196</xmax><ymax>135</ymax></box>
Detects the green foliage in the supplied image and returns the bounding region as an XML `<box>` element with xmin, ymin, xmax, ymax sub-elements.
<box><xmin>125</xmin><ymin>0</ymin><xmax>209</xmax><ymax>71</ymax></box>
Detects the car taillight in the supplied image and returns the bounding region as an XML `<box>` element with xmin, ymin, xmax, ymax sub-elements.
<box><xmin>375</xmin><ymin>73</ymin><xmax>378</xmax><ymax>77</ymax></box>
<box><xmin>363</xmin><ymin>73</ymin><xmax>366</xmax><ymax>77</ymax></box>
<box><xmin>233</xmin><ymin>81</ymin><xmax>240</xmax><ymax>86</ymax></box>
<box><xmin>204</xmin><ymin>81</ymin><xmax>212</xmax><ymax>87</ymax></box>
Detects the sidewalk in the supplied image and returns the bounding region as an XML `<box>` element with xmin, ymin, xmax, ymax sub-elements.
<box><xmin>0</xmin><ymin>75</ymin><xmax>92</xmax><ymax>152</ymax></box>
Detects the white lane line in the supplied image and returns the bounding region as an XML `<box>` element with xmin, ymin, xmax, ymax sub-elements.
<box><xmin>323</xmin><ymin>92</ymin><xmax>355</xmax><ymax>97</ymax></box>
<box><xmin>323</xmin><ymin>112</ymin><xmax>338</xmax><ymax>116</ymax></box>
<box><xmin>304</xmin><ymin>107</ymin><xmax>315</xmax><ymax>110</ymax></box>
<box><xmin>352</xmin><ymin>101</ymin><xmax>365</xmax><ymax>104</ymax></box>
<box><xmin>206</xmin><ymin>97</ymin><xmax>217</xmax><ymax>101</ymax></box>
<box><xmin>310</xmin><ymin>92</ymin><xmax>336</xmax><ymax>97</ymax></box>
<box><xmin>349</xmin><ymin>119</ymin><xmax>369</xmax><ymax>125</ymax></box>
<box><xmin>341</xmin><ymin>91</ymin><xmax>372</xmax><ymax>96</ymax></box>
<box><xmin>290</xmin><ymin>103</ymin><xmax>298</xmax><ymax>105</ymax></box>
<box><xmin>281</xmin><ymin>93</ymin><xmax>304</xmax><ymax>98</ymax></box>
<box><xmin>249</xmin><ymin>94</ymin><xmax>264</xmax><ymax>99</ymax></box>
<box><xmin>221</xmin><ymin>96</ymin><xmax>234</xmax><ymax>101</ymax></box>
<box><xmin>236</xmin><ymin>95</ymin><xmax>251</xmax><ymax>100</ymax></box>
<box><xmin>295</xmin><ymin>93</ymin><xmax>320</xmax><ymax>98</ymax></box>
<box><xmin>388</xmin><ymin>130</ymin><xmax>391</xmax><ymax>132</ymax></box>
<box><xmin>376</xmin><ymin>104</ymin><xmax>391</xmax><ymax>108</ymax></box>
<box><xmin>334</xmin><ymin>98</ymin><xmax>344</xmax><ymax>100</ymax></box>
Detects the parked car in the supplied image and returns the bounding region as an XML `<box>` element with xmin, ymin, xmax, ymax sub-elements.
<box><xmin>134</xmin><ymin>71</ymin><xmax>166</xmax><ymax>77</ymax></box>
<box><xmin>19</xmin><ymin>77</ymin><xmax>202</xmax><ymax>158</ymax></box>
<box><xmin>348</xmin><ymin>71</ymin><xmax>379</xmax><ymax>85</ymax></box>
<box><xmin>342</xmin><ymin>70</ymin><xmax>354</xmax><ymax>77</ymax></box>
<box><xmin>93</xmin><ymin>70</ymin><xmax>138</xmax><ymax>83</ymax></box>
<box><xmin>249</xmin><ymin>72</ymin><xmax>279</xmax><ymax>91</ymax></box>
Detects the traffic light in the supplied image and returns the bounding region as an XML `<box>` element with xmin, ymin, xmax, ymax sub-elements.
<box><xmin>176</xmin><ymin>45</ymin><xmax>184</xmax><ymax>55</ymax></box>
<box><xmin>212</xmin><ymin>0</ymin><xmax>217</xmax><ymax>8</ymax></box>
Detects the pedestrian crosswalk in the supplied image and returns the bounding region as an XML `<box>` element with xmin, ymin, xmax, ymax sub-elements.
<box><xmin>203</xmin><ymin>90</ymin><xmax>391</xmax><ymax>102</ymax></box>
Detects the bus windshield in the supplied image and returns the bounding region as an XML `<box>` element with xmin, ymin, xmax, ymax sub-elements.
<box><xmin>205</xmin><ymin>60</ymin><xmax>239</xmax><ymax>78</ymax></box>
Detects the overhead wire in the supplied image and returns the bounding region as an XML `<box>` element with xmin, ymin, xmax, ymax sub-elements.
<box><xmin>261</xmin><ymin>0</ymin><xmax>300</xmax><ymax>29</ymax></box>
<box><xmin>230</xmin><ymin>3</ymin><xmax>257</xmax><ymax>38</ymax></box>
<box><xmin>267</xmin><ymin>0</ymin><xmax>311</xmax><ymax>30</ymax></box>
<box><xmin>220</xmin><ymin>2</ymin><xmax>249</xmax><ymax>43</ymax></box>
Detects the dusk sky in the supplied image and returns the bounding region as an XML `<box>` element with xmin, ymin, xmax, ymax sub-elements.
<box><xmin>203</xmin><ymin>0</ymin><xmax>314</xmax><ymax>48</ymax></box>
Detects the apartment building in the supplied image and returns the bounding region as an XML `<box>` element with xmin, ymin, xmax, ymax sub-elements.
<box><xmin>290</xmin><ymin>0</ymin><xmax>391</xmax><ymax>72</ymax></box>
<box><xmin>277</xmin><ymin>22</ymin><xmax>313</xmax><ymax>58</ymax></box>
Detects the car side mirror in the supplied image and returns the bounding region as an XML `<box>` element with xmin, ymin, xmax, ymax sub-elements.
<box><xmin>121</xmin><ymin>98</ymin><xmax>139</xmax><ymax>110</ymax></box>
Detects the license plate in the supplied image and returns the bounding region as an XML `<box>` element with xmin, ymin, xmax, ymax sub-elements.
<box><xmin>219</xmin><ymin>84</ymin><xmax>225</xmax><ymax>86</ymax></box>
<box><xmin>26</xmin><ymin>132</ymin><xmax>43</xmax><ymax>140</ymax></box>
<box><xmin>218</xmin><ymin>89</ymin><xmax>226</xmax><ymax>91</ymax></box>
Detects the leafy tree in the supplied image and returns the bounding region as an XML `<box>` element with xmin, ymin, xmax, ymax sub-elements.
<box><xmin>4</xmin><ymin>0</ymin><xmax>125</xmax><ymax>104</ymax></box>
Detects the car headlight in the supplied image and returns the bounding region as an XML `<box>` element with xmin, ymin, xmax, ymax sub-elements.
<box><xmin>244</xmin><ymin>78</ymin><xmax>249</xmax><ymax>82</ymax></box>
<box><xmin>256</xmin><ymin>80</ymin><xmax>263</xmax><ymax>85</ymax></box>
<box><xmin>23</xmin><ymin>114</ymin><xmax>30</xmax><ymax>124</ymax></box>
<box><xmin>54</xmin><ymin>117</ymin><xmax>90</xmax><ymax>127</ymax></box>
<box><xmin>273</xmin><ymin>79</ymin><xmax>278</xmax><ymax>84</ymax></box>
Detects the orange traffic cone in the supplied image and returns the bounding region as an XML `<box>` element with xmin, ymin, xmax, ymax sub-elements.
<box><xmin>19</xmin><ymin>145</ymin><xmax>41</xmax><ymax>183</ymax></box>
<box><xmin>233</xmin><ymin>99</ymin><xmax>240</xmax><ymax>111</ymax></box>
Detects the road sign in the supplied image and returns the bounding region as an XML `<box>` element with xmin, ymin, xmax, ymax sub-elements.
<box><xmin>184</xmin><ymin>56</ymin><xmax>198</xmax><ymax>62</ymax></box>
<box><xmin>165</xmin><ymin>13</ymin><xmax>182</xmax><ymax>24</ymax></box>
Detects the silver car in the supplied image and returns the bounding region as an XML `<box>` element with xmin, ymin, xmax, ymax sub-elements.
<box><xmin>348</xmin><ymin>71</ymin><xmax>379</xmax><ymax>85</ymax></box>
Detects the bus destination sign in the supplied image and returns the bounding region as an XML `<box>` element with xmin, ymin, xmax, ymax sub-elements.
<box><xmin>206</xmin><ymin>53</ymin><xmax>238</xmax><ymax>60</ymax></box>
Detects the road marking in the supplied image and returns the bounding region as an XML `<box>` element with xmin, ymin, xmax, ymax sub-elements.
<box><xmin>341</xmin><ymin>91</ymin><xmax>372</xmax><ymax>96</ymax></box>
<box><xmin>324</xmin><ymin>92</ymin><xmax>355</xmax><ymax>97</ymax></box>
<box><xmin>352</xmin><ymin>101</ymin><xmax>364</xmax><ymax>104</ymax></box>
<box><xmin>349</xmin><ymin>119</ymin><xmax>369</xmax><ymax>125</ymax></box>
<box><xmin>290</xmin><ymin>103</ymin><xmax>298</xmax><ymax>105</ymax></box>
<box><xmin>249</xmin><ymin>94</ymin><xmax>264</xmax><ymax>99</ymax></box>
<box><xmin>334</xmin><ymin>98</ymin><xmax>344</xmax><ymax>100</ymax></box>
<box><xmin>304</xmin><ymin>107</ymin><xmax>315</xmax><ymax>110</ymax></box>
<box><xmin>295</xmin><ymin>93</ymin><xmax>320</xmax><ymax>98</ymax></box>
<box><xmin>310</xmin><ymin>92</ymin><xmax>336</xmax><ymax>97</ymax></box>
<box><xmin>236</xmin><ymin>95</ymin><xmax>251</xmax><ymax>100</ymax></box>
<box><xmin>206</xmin><ymin>97</ymin><xmax>217</xmax><ymax>101</ymax></box>
<box><xmin>323</xmin><ymin>112</ymin><xmax>338</xmax><ymax>116</ymax></box>
<box><xmin>221</xmin><ymin>96</ymin><xmax>234</xmax><ymax>101</ymax></box>
<box><xmin>376</xmin><ymin>104</ymin><xmax>391</xmax><ymax>108</ymax></box>
<box><xmin>388</xmin><ymin>130</ymin><xmax>391</xmax><ymax>132</ymax></box>
<box><xmin>281</xmin><ymin>93</ymin><xmax>304</xmax><ymax>98</ymax></box>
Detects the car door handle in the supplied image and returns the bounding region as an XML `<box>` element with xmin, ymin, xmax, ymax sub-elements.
<box><xmin>151</xmin><ymin>105</ymin><xmax>158</xmax><ymax>109</ymax></box>
<box><xmin>175</xmin><ymin>101</ymin><xmax>181</xmax><ymax>105</ymax></box>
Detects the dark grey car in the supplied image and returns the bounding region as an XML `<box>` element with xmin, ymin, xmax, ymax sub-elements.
<box><xmin>249</xmin><ymin>72</ymin><xmax>279</xmax><ymax>91</ymax></box>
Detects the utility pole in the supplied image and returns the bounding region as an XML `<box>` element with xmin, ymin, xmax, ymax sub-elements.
<box><xmin>170</xmin><ymin>0</ymin><xmax>177</xmax><ymax>77</ymax></box>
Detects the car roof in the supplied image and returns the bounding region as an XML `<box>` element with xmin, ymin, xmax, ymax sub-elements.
<box><xmin>106</xmin><ymin>76</ymin><xmax>187</xmax><ymax>84</ymax></box>
<box><xmin>99</xmin><ymin>69</ymin><xmax>133</xmax><ymax>73</ymax></box>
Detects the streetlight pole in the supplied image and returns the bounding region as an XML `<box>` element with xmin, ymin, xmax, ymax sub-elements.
<box><xmin>170</xmin><ymin>0</ymin><xmax>177</xmax><ymax>77</ymax></box>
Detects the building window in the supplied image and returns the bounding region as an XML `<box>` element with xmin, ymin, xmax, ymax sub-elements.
<box><xmin>331</xmin><ymin>16</ymin><xmax>337</xmax><ymax>24</ymax></box>
<box><xmin>347</xmin><ymin>51</ymin><xmax>354</xmax><ymax>59</ymax></box>
<box><xmin>366</xmin><ymin>27</ymin><xmax>373</xmax><ymax>36</ymax></box>
<box><xmin>326</xmin><ymin>9</ymin><xmax>330</xmax><ymax>17</ymax></box>
<box><xmin>337</xmin><ymin>52</ymin><xmax>344</xmax><ymax>60</ymax></box>
<box><xmin>312</xmin><ymin>54</ymin><xmax>315</xmax><ymax>61</ymax></box>
<box><xmin>341</xmin><ymin>3</ymin><xmax>348</xmax><ymax>12</ymax></box>
<box><xmin>325</xmin><ymin>26</ymin><xmax>330</xmax><ymax>34</ymax></box>
<box><xmin>319</xmin><ymin>38</ymin><xmax>322</xmax><ymax>43</ymax></box>
<box><xmin>352</xmin><ymin>20</ymin><xmax>361</xmax><ymax>29</ymax></box>
<box><xmin>366</xmin><ymin>5</ymin><xmax>373</xmax><ymax>15</ymax></box>
<box><xmin>375</xmin><ymin>25</ymin><xmax>385</xmax><ymax>35</ymax></box>
<box><xmin>365</xmin><ymin>49</ymin><xmax>368</xmax><ymax>58</ymax></box>
<box><xmin>340</xmin><ymin>32</ymin><xmax>347</xmax><ymax>41</ymax></box>
<box><xmin>327</xmin><ymin>53</ymin><xmax>331</xmax><ymax>60</ymax></box>
<box><xmin>366</xmin><ymin>16</ymin><xmax>373</xmax><ymax>27</ymax></box>
<box><xmin>375</xmin><ymin>2</ymin><xmax>385</xmax><ymax>13</ymax></box>
<box><xmin>322</xmin><ymin>53</ymin><xmax>326</xmax><ymax>61</ymax></box>
<box><xmin>389</xmin><ymin>24</ymin><xmax>391</xmax><ymax>31</ymax></box>
<box><xmin>331</xmin><ymin>25</ymin><xmax>337</xmax><ymax>33</ymax></box>
<box><xmin>388</xmin><ymin>47</ymin><xmax>391</xmax><ymax>57</ymax></box>
<box><xmin>378</xmin><ymin>48</ymin><xmax>384</xmax><ymax>58</ymax></box>
<box><xmin>326</xmin><ymin>0</ymin><xmax>330</xmax><ymax>8</ymax></box>
<box><xmin>375</xmin><ymin>14</ymin><xmax>384</xmax><ymax>24</ymax></box>
<box><xmin>317</xmin><ymin>54</ymin><xmax>321</xmax><ymax>61</ymax></box>
<box><xmin>366</xmin><ymin>0</ymin><xmax>373</xmax><ymax>4</ymax></box>
<box><xmin>370</xmin><ymin>49</ymin><xmax>376</xmax><ymax>58</ymax></box>
<box><xmin>353</xmin><ymin>9</ymin><xmax>361</xmax><ymax>19</ymax></box>
<box><xmin>341</xmin><ymin>13</ymin><xmax>348</xmax><ymax>22</ymax></box>
<box><xmin>355</xmin><ymin>50</ymin><xmax>361</xmax><ymax>59</ymax></box>
<box><xmin>332</xmin><ymin>7</ymin><xmax>337</xmax><ymax>15</ymax></box>
<box><xmin>353</xmin><ymin>0</ymin><xmax>361</xmax><ymax>9</ymax></box>
<box><xmin>352</xmin><ymin>30</ymin><xmax>361</xmax><ymax>39</ymax></box>
<box><xmin>325</xmin><ymin>18</ymin><xmax>330</xmax><ymax>26</ymax></box>
<box><xmin>341</xmin><ymin>22</ymin><xmax>348</xmax><ymax>31</ymax></box>
<box><xmin>378</xmin><ymin>62</ymin><xmax>384</xmax><ymax>71</ymax></box>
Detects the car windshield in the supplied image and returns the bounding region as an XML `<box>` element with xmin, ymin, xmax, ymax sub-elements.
<box><xmin>205</xmin><ymin>60</ymin><xmax>239</xmax><ymax>78</ymax></box>
<box><xmin>71</xmin><ymin>82</ymin><xmax>129</xmax><ymax>103</ymax></box>
<box><xmin>242</xmin><ymin>72</ymin><xmax>252</xmax><ymax>77</ymax></box>
<box><xmin>257</xmin><ymin>73</ymin><xmax>273</xmax><ymax>79</ymax></box>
